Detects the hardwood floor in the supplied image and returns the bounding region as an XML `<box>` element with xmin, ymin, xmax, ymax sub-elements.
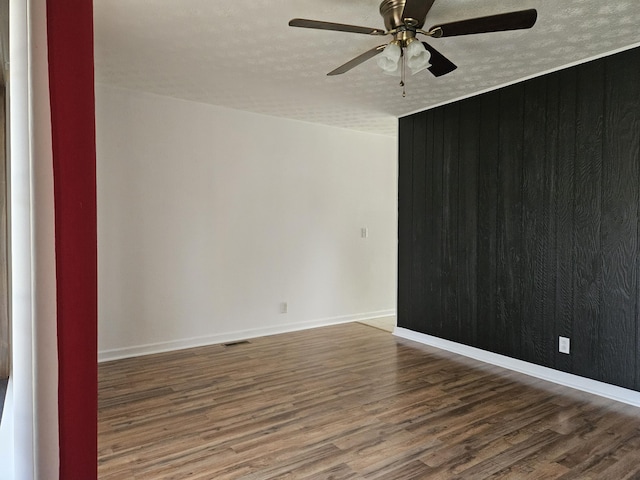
<box><xmin>99</xmin><ymin>323</ymin><xmax>640</xmax><ymax>479</ymax></box>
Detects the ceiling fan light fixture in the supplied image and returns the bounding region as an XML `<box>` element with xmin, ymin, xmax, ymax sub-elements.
<box><xmin>289</xmin><ymin>3</ymin><xmax>538</xmax><ymax>82</ymax></box>
<box><xmin>406</xmin><ymin>39</ymin><xmax>431</xmax><ymax>75</ymax></box>
<box><xmin>376</xmin><ymin>41</ymin><xmax>402</xmax><ymax>74</ymax></box>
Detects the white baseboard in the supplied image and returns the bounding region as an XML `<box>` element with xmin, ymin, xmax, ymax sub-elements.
<box><xmin>98</xmin><ymin>310</ymin><xmax>396</xmax><ymax>363</ymax></box>
<box><xmin>394</xmin><ymin>327</ymin><xmax>640</xmax><ymax>408</ymax></box>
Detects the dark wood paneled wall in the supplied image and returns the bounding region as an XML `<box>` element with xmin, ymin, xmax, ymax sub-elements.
<box><xmin>398</xmin><ymin>46</ymin><xmax>640</xmax><ymax>391</ymax></box>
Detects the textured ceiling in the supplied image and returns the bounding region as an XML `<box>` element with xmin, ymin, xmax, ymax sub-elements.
<box><xmin>94</xmin><ymin>0</ymin><xmax>640</xmax><ymax>136</ymax></box>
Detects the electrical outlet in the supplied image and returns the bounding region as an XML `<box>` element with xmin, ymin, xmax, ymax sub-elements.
<box><xmin>280</xmin><ymin>302</ymin><xmax>288</xmax><ymax>314</ymax></box>
<box><xmin>361</xmin><ymin>227</ymin><xmax>369</xmax><ymax>238</ymax></box>
<box><xmin>559</xmin><ymin>336</ymin><xmax>570</xmax><ymax>354</ymax></box>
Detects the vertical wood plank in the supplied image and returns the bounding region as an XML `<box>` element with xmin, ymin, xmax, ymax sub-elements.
<box><xmin>476</xmin><ymin>92</ymin><xmax>500</xmax><ymax>352</ymax></box>
<box><xmin>521</xmin><ymin>77</ymin><xmax>548</xmax><ymax>365</ymax></box>
<box><xmin>397</xmin><ymin>116</ymin><xmax>414</xmax><ymax>330</ymax></box>
<box><xmin>543</xmin><ymin>73</ymin><xmax>560</xmax><ymax>370</ymax></box>
<box><xmin>457</xmin><ymin>98</ymin><xmax>480</xmax><ymax>346</ymax></box>
<box><xmin>496</xmin><ymin>84</ymin><xmax>525</xmax><ymax>358</ymax></box>
<box><xmin>599</xmin><ymin>53</ymin><xmax>639</xmax><ymax>389</ymax></box>
<box><xmin>423</xmin><ymin>111</ymin><xmax>437</xmax><ymax>334</ymax></box>
<box><xmin>411</xmin><ymin>113</ymin><xmax>428</xmax><ymax>332</ymax></box>
<box><xmin>554</xmin><ymin>68</ymin><xmax>577</xmax><ymax>374</ymax></box>
<box><xmin>441</xmin><ymin>103</ymin><xmax>460</xmax><ymax>341</ymax></box>
<box><xmin>431</xmin><ymin>108</ymin><xmax>445</xmax><ymax>337</ymax></box>
<box><xmin>572</xmin><ymin>60</ymin><xmax>604</xmax><ymax>381</ymax></box>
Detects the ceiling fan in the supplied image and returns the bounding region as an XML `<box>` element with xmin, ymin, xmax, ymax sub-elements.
<box><xmin>289</xmin><ymin>0</ymin><xmax>537</xmax><ymax>93</ymax></box>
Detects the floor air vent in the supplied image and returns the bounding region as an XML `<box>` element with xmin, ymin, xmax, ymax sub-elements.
<box><xmin>223</xmin><ymin>340</ymin><xmax>251</xmax><ymax>347</ymax></box>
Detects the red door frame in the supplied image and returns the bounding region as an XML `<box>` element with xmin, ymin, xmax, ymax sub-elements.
<box><xmin>46</xmin><ymin>1</ymin><xmax>98</xmax><ymax>478</ymax></box>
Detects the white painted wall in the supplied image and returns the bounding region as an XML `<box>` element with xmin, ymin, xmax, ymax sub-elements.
<box><xmin>30</xmin><ymin>1</ymin><xmax>59</xmax><ymax>477</ymax></box>
<box><xmin>3</xmin><ymin>1</ymin><xmax>60</xmax><ymax>479</ymax></box>
<box><xmin>96</xmin><ymin>85</ymin><xmax>398</xmax><ymax>360</ymax></box>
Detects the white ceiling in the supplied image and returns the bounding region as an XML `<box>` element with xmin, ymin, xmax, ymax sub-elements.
<box><xmin>94</xmin><ymin>0</ymin><xmax>640</xmax><ymax>136</ymax></box>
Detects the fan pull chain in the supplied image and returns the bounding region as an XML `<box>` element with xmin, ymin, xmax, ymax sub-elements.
<box><xmin>400</xmin><ymin>48</ymin><xmax>406</xmax><ymax>97</ymax></box>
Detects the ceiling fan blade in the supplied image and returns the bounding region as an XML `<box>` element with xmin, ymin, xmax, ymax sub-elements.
<box><xmin>401</xmin><ymin>0</ymin><xmax>437</xmax><ymax>26</ymax></box>
<box><xmin>327</xmin><ymin>45</ymin><xmax>387</xmax><ymax>76</ymax></box>
<box><xmin>422</xmin><ymin>42</ymin><xmax>457</xmax><ymax>77</ymax></box>
<box><xmin>429</xmin><ymin>9</ymin><xmax>537</xmax><ymax>37</ymax></box>
<box><xmin>289</xmin><ymin>18</ymin><xmax>386</xmax><ymax>35</ymax></box>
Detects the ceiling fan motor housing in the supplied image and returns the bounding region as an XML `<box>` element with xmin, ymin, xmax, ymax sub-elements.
<box><xmin>380</xmin><ymin>0</ymin><xmax>424</xmax><ymax>30</ymax></box>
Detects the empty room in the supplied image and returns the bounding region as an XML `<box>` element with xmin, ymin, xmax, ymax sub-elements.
<box><xmin>3</xmin><ymin>1</ymin><xmax>640</xmax><ymax>479</ymax></box>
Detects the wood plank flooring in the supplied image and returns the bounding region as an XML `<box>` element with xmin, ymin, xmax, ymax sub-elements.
<box><xmin>99</xmin><ymin>323</ymin><xmax>640</xmax><ymax>479</ymax></box>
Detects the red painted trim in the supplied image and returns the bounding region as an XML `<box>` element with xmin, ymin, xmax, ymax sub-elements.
<box><xmin>46</xmin><ymin>1</ymin><xmax>98</xmax><ymax>478</ymax></box>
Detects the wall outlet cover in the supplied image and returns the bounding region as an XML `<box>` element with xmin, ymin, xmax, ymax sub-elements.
<box><xmin>559</xmin><ymin>336</ymin><xmax>570</xmax><ymax>354</ymax></box>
